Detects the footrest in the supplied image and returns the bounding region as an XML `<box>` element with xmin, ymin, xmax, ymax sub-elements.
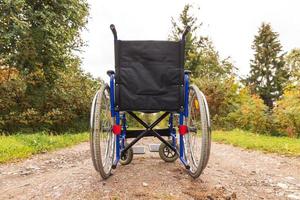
<box><xmin>149</xmin><ymin>144</ymin><xmax>160</xmax><ymax>152</ymax></box>
<box><xmin>133</xmin><ymin>146</ymin><xmax>145</xmax><ymax>154</ymax></box>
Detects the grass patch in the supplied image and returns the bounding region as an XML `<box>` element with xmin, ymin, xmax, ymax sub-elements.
<box><xmin>0</xmin><ymin>132</ymin><xmax>89</xmax><ymax>163</ymax></box>
<box><xmin>2</xmin><ymin>130</ymin><xmax>299</xmax><ymax>163</ymax></box>
<box><xmin>213</xmin><ymin>129</ymin><xmax>300</xmax><ymax>156</ymax></box>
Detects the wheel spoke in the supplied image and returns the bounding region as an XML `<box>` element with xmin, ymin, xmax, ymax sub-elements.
<box><xmin>90</xmin><ymin>85</ymin><xmax>115</xmax><ymax>179</ymax></box>
<box><xmin>183</xmin><ymin>85</ymin><xmax>211</xmax><ymax>177</ymax></box>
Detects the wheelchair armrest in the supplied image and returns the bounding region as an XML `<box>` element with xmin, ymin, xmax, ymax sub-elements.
<box><xmin>107</xmin><ymin>70</ymin><xmax>115</xmax><ymax>77</ymax></box>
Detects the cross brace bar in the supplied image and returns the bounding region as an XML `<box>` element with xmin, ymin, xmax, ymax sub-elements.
<box><xmin>125</xmin><ymin>128</ymin><xmax>172</xmax><ymax>138</ymax></box>
<box><xmin>122</xmin><ymin>112</ymin><xmax>178</xmax><ymax>156</ymax></box>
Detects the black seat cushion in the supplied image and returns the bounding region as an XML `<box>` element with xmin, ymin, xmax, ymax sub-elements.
<box><xmin>115</xmin><ymin>40</ymin><xmax>184</xmax><ymax>112</ymax></box>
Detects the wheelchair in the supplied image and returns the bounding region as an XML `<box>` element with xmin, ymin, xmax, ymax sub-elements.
<box><xmin>90</xmin><ymin>24</ymin><xmax>211</xmax><ymax>179</ymax></box>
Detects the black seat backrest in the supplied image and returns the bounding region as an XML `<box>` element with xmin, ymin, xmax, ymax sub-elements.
<box><xmin>110</xmin><ymin>25</ymin><xmax>189</xmax><ymax>112</ymax></box>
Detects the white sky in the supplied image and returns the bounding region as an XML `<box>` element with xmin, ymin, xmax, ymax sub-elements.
<box><xmin>80</xmin><ymin>0</ymin><xmax>300</xmax><ymax>82</ymax></box>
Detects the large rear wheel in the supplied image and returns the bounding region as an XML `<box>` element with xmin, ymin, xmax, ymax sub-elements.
<box><xmin>90</xmin><ymin>84</ymin><xmax>115</xmax><ymax>179</ymax></box>
<box><xmin>184</xmin><ymin>84</ymin><xmax>211</xmax><ymax>178</ymax></box>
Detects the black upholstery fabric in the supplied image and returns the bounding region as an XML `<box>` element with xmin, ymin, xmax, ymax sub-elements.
<box><xmin>115</xmin><ymin>40</ymin><xmax>184</xmax><ymax>112</ymax></box>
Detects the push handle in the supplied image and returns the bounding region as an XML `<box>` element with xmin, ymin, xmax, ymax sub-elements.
<box><xmin>110</xmin><ymin>24</ymin><xmax>118</xmax><ymax>40</ymax></box>
<box><xmin>182</xmin><ymin>26</ymin><xmax>191</xmax><ymax>40</ymax></box>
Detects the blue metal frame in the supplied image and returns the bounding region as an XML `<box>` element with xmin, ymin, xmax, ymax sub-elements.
<box><xmin>114</xmin><ymin>112</ymin><xmax>120</xmax><ymax>166</ymax></box>
<box><xmin>121</xmin><ymin>113</ymin><xmax>127</xmax><ymax>149</ymax></box>
<box><xmin>109</xmin><ymin>72</ymin><xmax>190</xmax><ymax>169</ymax></box>
<box><xmin>179</xmin><ymin>73</ymin><xmax>190</xmax><ymax>167</ymax></box>
<box><xmin>184</xmin><ymin>74</ymin><xmax>189</xmax><ymax>118</ymax></box>
<box><xmin>109</xmin><ymin>74</ymin><xmax>116</xmax><ymax>117</ymax></box>
<box><xmin>110</xmin><ymin>74</ymin><xmax>121</xmax><ymax>166</ymax></box>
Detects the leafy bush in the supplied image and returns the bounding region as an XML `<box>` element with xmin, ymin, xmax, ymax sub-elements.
<box><xmin>194</xmin><ymin>76</ymin><xmax>272</xmax><ymax>134</ymax></box>
<box><xmin>0</xmin><ymin>66</ymin><xmax>99</xmax><ymax>133</ymax></box>
<box><xmin>226</xmin><ymin>88</ymin><xmax>270</xmax><ymax>134</ymax></box>
<box><xmin>273</xmin><ymin>86</ymin><xmax>300</xmax><ymax>137</ymax></box>
<box><xmin>193</xmin><ymin>77</ymin><xmax>239</xmax><ymax>129</ymax></box>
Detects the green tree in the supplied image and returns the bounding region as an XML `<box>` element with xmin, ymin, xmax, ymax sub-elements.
<box><xmin>169</xmin><ymin>4</ymin><xmax>234</xmax><ymax>79</ymax></box>
<box><xmin>246</xmin><ymin>23</ymin><xmax>288</xmax><ymax>109</ymax></box>
<box><xmin>0</xmin><ymin>0</ymin><xmax>89</xmax><ymax>86</ymax></box>
<box><xmin>0</xmin><ymin>0</ymin><xmax>94</xmax><ymax>133</ymax></box>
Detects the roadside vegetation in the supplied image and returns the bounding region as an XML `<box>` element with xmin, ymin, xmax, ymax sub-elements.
<box><xmin>0</xmin><ymin>1</ymin><xmax>98</xmax><ymax>133</ymax></box>
<box><xmin>213</xmin><ymin>130</ymin><xmax>300</xmax><ymax>156</ymax></box>
<box><xmin>2</xmin><ymin>129</ymin><xmax>299</xmax><ymax>164</ymax></box>
<box><xmin>0</xmin><ymin>132</ymin><xmax>89</xmax><ymax>163</ymax></box>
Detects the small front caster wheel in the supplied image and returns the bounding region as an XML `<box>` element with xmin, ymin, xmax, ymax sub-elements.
<box><xmin>120</xmin><ymin>144</ymin><xmax>133</xmax><ymax>165</ymax></box>
<box><xmin>159</xmin><ymin>140</ymin><xmax>178</xmax><ymax>162</ymax></box>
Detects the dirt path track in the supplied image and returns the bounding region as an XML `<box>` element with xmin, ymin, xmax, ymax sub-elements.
<box><xmin>1</xmin><ymin>140</ymin><xmax>299</xmax><ymax>200</ymax></box>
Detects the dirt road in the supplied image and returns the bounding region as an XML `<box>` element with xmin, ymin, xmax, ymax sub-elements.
<box><xmin>1</xmin><ymin>139</ymin><xmax>300</xmax><ymax>200</ymax></box>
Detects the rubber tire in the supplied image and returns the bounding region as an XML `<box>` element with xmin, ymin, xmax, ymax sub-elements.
<box><xmin>159</xmin><ymin>140</ymin><xmax>179</xmax><ymax>162</ymax></box>
<box><xmin>90</xmin><ymin>84</ymin><xmax>114</xmax><ymax>179</ymax></box>
<box><xmin>120</xmin><ymin>145</ymin><xmax>133</xmax><ymax>165</ymax></box>
<box><xmin>90</xmin><ymin>90</ymin><xmax>101</xmax><ymax>173</ymax></box>
<box><xmin>186</xmin><ymin>84</ymin><xmax>211</xmax><ymax>179</ymax></box>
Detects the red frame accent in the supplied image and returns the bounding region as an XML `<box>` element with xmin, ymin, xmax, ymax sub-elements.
<box><xmin>178</xmin><ymin>125</ymin><xmax>188</xmax><ymax>135</ymax></box>
<box><xmin>112</xmin><ymin>125</ymin><xmax>121</xmax><ymax>135</ymax></box>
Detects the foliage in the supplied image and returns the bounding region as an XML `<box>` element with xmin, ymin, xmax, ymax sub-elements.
<box><xmin>246</xmin><ymin>23</ymin><xmax>289</xmax><ymax>109</ymax></box>
<box><xmin>0</xmin><ymin>0</ymin><xmax>89</xmax><ymax>85</ymax></box>
<box><xmin>43</xmin><ymin>65</ymin><xmax>99</xmax><ymax>131</ymax></box>
<box><xmin>125</xmin><ymin>112</ymin><xmax>169</xmax><ymax>129</ymax></box>
<box><xmin>0</xmin><ymin>65</ymin><xmax>99</xmax><ymax>133</ymax></box>
<box><xmin>285</xmin><ymin>48</ymin><xmax>300</xmax><ymax>84</ymax></box>
<box><xmin>213</xmin><ymin>129</ymin><xmax>300</xmax><ymax>156</ymax></box>
<box><xmin>169</xmin><ymin>4</ymin><xmax>234</xmax><ymax>79</ymax></box>
<box><xmin>125</xmin><ymin>112</ymin><xmax>143</xmax><ymax>129</ymax></box>
<box><xmin>226</xmin><ymin>87</ymin><xmax>270</xmax><ymax>134</ymax></box>
<box><xmin>273</xmin><ymin>86</ymin><xmax>300</xmax><ymax>137</ymax></box>
<box><xmin>193</xmin><ymin>77</ymin><xmax>240</xmax><ymax>129</ymax></box>
<box><xmin>0</xmin><ymin>132</ymin><xmax>89</xmax><ymax>163</ymax></box>
<box><xmin>0</xmin><ymin>1</ymin><xmax>96</xmax><ymax>133</ymax></box>
<box><xmin>0</xmin><ymin>66</ymin><xmax>19</xmax><ymax>83</ymax></box>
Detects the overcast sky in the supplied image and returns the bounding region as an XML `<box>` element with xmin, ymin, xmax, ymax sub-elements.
<box><xmin>80</xmin><ymin>0</ymin><xmax>300</xmax><ymax>82</ymax></box>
